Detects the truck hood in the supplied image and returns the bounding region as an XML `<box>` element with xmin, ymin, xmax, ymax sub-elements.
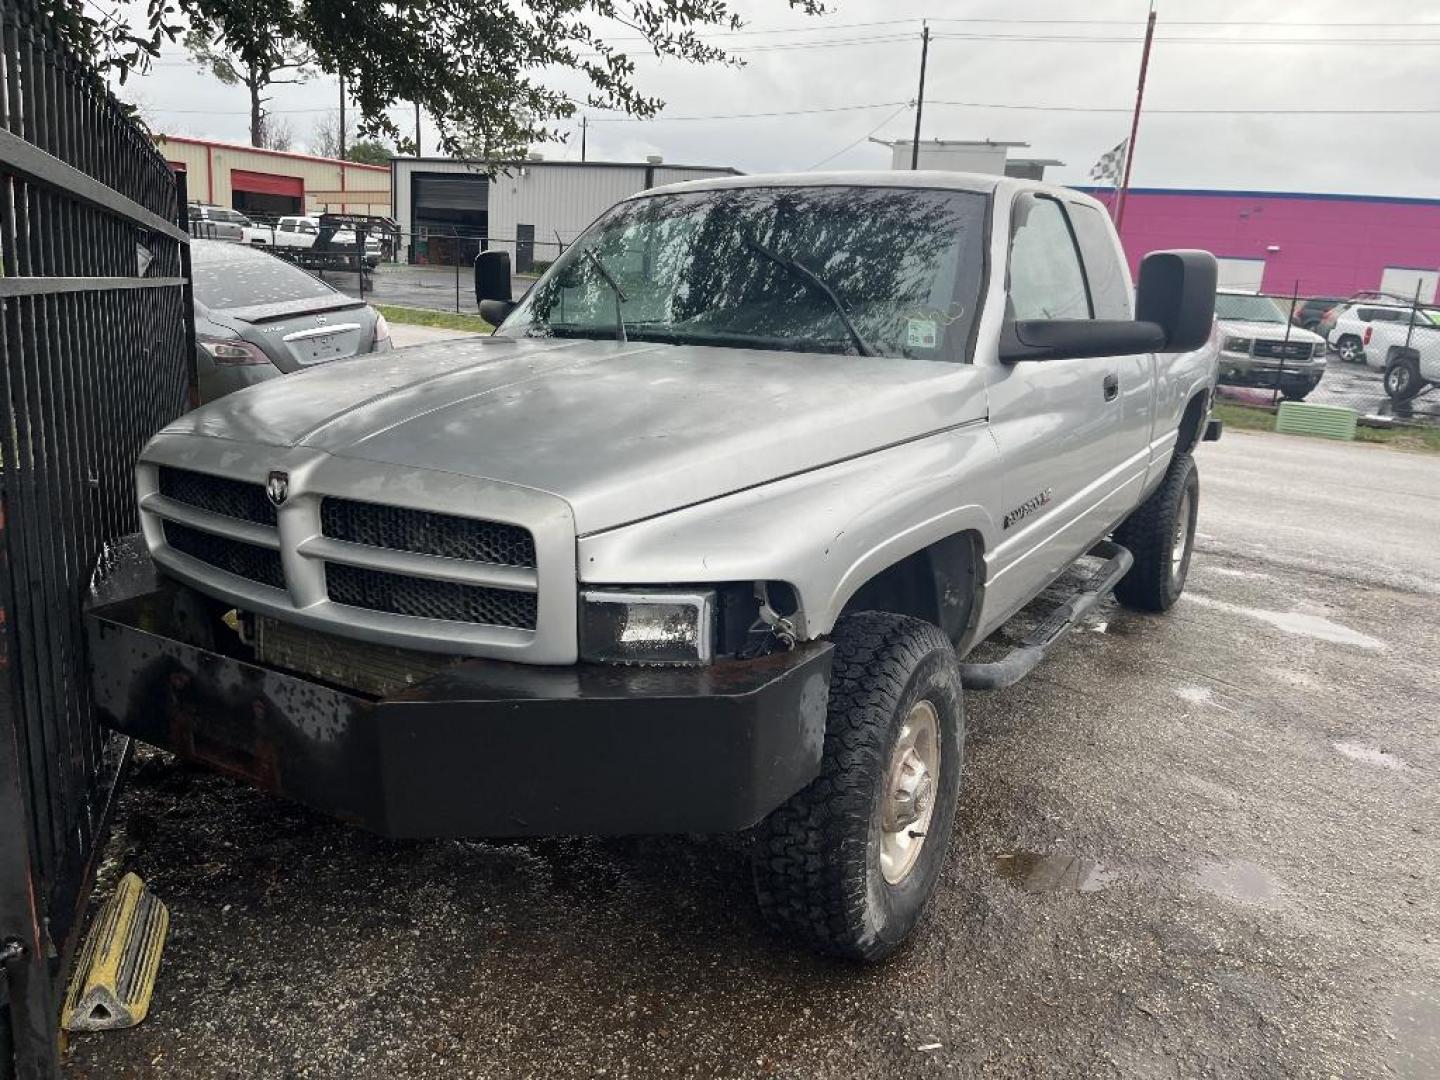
<box><xmin>161</xmin><ymin>336</ymin><xmax>989</xmax><ymax>534</ymax></box>
<box><xmin>1217</xmin><ymin>319</ymin><xmax>1324</xmax><ymax>345</ymax></box>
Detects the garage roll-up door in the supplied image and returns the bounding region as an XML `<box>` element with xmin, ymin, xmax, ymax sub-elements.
<box><xmin>231</xmin><ymin>169</ymin><xmax>304</xmax><ymax>198</ymax></box>
<box><xmin>414</xmin><ymin>174</ymin><xmax>489</xmax><ymax>211</ymax></box>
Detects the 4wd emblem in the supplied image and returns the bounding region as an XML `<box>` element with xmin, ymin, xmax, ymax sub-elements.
<box><xmin>1003</xmin><ymin>488</ymin><xmax>1053</xmax><ymax>530</ymax></box>
<box><xmin>266</xmin><ymin>470</ymin><xmax>290</xmax><ymax>507</ymax></box>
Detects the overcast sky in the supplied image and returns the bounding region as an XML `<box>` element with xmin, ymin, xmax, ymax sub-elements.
<box><xmin>116</xmin><ymin>0</ymin><xmax>1440</xmax><ymax>197</ymax></box>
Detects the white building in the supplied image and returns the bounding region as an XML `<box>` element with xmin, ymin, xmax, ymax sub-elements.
<box><xmin>389</xmin><ymin>157</ymin><xmax>739</xmax><ymax>269</ymax></box>
<box><xmin>878</xmin><ymin>139</ymin><xmax>1064</xmax><ymax>181</ymax></box>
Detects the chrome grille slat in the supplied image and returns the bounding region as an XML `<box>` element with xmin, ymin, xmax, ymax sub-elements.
<box><xmin>296</xmin><ymin>536</ymin><xmax>538</xmax><ymax>592</ymax></box>
<box><xmin>141</xmin><ymin>493</ymin><xmax>281</xmax><ymax>550</ymax></box>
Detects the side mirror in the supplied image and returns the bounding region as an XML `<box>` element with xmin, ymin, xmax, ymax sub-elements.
<box><xmin>1135</xmin><ymin>249</ymin><xmax>1217</xmax><ymax>352</ymax></box>
<box><xmin>1000</xmin><ymin>319</ymin><xmax>1167</xmax><ymax>362</ymax></box>
<box><xmin>474</xmin><ymin>249</ymin><xmax>513</xmax><ymax>305</ymax></box>
<box><xmin>479</xmin><ymin>298</ymin><xmax>516</xmax><ymax>327</ymax></box>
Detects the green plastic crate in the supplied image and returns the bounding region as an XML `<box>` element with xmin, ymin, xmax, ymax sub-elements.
<box><xmin>1274</xmin><ymin>401</ymin><xmax>1358</xmax><ymax>441</ymax></box>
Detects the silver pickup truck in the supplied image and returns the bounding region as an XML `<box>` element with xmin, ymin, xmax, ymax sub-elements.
<box><xmin>91</xmin><ymin>172</ymin><xmax>1219</xmax><ymax>962</ymax></box>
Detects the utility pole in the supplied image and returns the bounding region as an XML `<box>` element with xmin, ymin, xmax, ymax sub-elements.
<box><xmin>414</xmin><ymin>102</ymin><xmax>422</xmax><ymax>156</ymax></box>
<box><xmin>1115</xmin><ymin>4</ymin><xmax>1157</xmax><ymax>235</ymax></box>
<box><xmin>338</xmin><ymin>75</ymin><xmax>346</xmax><ymax>160</ymax></box>
<box><xmin>910</xmin><ymin>22</ymin><xmax>930</xmax><ymax>170</ymax></box>
<box><xmin>581</xmin><ymin>115</ymin><xmax>588</xmax><ymax>162</ymax></box>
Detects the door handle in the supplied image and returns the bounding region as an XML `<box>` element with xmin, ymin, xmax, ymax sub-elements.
<box><xmin>1102</xmin><ymin>373</ymin><xmax>1119</xmax><ymax>402</ymax></box>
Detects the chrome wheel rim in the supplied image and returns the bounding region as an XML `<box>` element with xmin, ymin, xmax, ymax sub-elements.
<box><xmin>1388</xmin><ymin>366</ymin><xmax>1410</xmax><ymax>395</ymax></box>
<box><xmin>1171</xmin><ymin>490</ymin><xmax>1192</xmax><ymax>581</ymax></box>
<box><xmin>1339</xmin><ymin>340</ymin><xmax>1359</xmax><ymax>362</ymax></box>
<box><xmin>880</xmin><ymin>700</ymin><xmax>941</xmax><ymax>886</ymax></box>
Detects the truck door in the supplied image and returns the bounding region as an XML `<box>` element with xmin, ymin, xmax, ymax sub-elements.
<box><xmin>981</xmin><ymin>192</ymin><xmax>1150</xmax><ymax>628</ymax></box>
<box><xmin>1065</xmin><ymin>199</ymin><xmax>1154</xmax><ymax>505</ymax></box>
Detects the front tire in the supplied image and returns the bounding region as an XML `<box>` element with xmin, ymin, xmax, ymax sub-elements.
<box><xmin>1385</xmin><ymin>356</ymin><xmax>1423</xmax><ymax>402</ymax></box>
<box><xmin>1114</xmin><ymin>452</ymin><xmax>1199</xmax><ymax>613</ymax></box>
<box><xmin>1281</xmin><ymin>385</ymin><xmax>1313</xmax><ymax>402</ymax></box>
<box><xmin>752</xmin><ymin>612</ymin><xmax>964</xmax><ymax>963</ymax></box>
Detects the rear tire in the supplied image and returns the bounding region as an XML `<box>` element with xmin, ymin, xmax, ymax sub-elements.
<box><xmin>1385</xmin><ymin>356</ymin><xmax>1423</xmax><ymax>402</ymax></box>
<box><xmin>1113</xmin><ymin>452</ymin><xmax>1199</xmax><ymax>613</ymax></box>
<box><xmin>752</xmin><ymin>612</ymin><xmax>964</xmax><ymax>963</ymax></box>
<box><xmin>1336</xmin><ymin>335</ymin><xmax>1365</xmax><ymax>364</ymax></box>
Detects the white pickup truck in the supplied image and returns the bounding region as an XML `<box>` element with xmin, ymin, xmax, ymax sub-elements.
<box><xmin>249</xmin><ymin>215</ymin><xmax>383</xmax><ymax>263</ymax></box>
<box><xmin>1327</xmin><ymin>303</ymin><xmax>1440</xmax><ymax>400</ymax></box>
<box><xmin>92</xmin><ymin>172</ymin><xmax>1220</xmax><ymax>962</ymax></box>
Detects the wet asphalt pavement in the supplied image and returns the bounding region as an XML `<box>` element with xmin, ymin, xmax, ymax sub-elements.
<box><xmin>66</xmin><ymin>431</ymin><xmax>1440</xmax><ymax>1079</ymax></box>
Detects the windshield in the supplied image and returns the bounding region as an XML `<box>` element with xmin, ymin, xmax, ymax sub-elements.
<box><xmin>191</xmin><ymin>242</ymin><xmax>336</xmax><ymax>309</ymax></box>
<box><xmin>499</xmin><ymin>185</ymin><xmax>989</xmax><ymax>361</ymax></box>
<box><xmin>1214</xmin><ymin>293</ymin><xmax>1287</xmax><ymax>324</ymax></box>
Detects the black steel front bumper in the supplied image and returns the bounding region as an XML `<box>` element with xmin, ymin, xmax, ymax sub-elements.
<box><xmin>85</xmin><ymin>556</ymin><xmax>832</xmax><ymax>839</ymax></box>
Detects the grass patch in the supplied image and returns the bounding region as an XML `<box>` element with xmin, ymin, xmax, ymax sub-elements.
<box><xmin>1212</xmin><ymin>400</ymin><xmax>1440</xmax><ymax>453</ymax></box>
<box><xmin>374</xmin><ymin>304</ymin><xmax>492</xmax><ymax>334</ymax></box>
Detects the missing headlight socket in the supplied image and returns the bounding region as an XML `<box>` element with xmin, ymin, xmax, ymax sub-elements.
<box><xmin>755</xmin><ymin>581</ymin><xmax>799</xmax><ymax>650</ymax></box>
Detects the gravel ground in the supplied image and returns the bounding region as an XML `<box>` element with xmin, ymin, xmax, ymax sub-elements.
<box><xmin>65</xmin><ymin>432</ymin><xmax>1440</xmax><ymax>1079</ymax></box>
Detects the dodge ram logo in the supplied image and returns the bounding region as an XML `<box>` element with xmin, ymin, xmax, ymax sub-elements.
<box><xmin>266</xmin><ymin>470</ymin><xmax>290</xmax><ymax>507</ymax></box>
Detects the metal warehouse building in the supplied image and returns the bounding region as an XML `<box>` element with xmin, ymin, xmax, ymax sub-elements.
<box><xmin>390</xmin><ymin>157</ymin><xmax>739</xmax><ymax>269</ymax></box>
<box><xmin>1085</xmin><ymin>187</ymin><xmax>1440</xmax><ymax>302</ymax></box>
<box><xmin>156</xmin><ymin>134</ymin><xmax>391</xmax><ymax>217</ymax></box>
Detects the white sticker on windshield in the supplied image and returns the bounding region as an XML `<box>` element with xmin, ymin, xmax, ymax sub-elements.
<box><xmin>906</xmin><ymin>318</ymin><xmax>939</xmax><ymax>350</ymax></box>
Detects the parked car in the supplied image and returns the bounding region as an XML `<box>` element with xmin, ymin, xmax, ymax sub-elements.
<box><xmin>1326</xmin><ymin>306</ymin><xmax>1440</xmax><ymax>400</ymax></box>
<box><xmin>105</xmin><ymin>173</ymin><xmax>1219</xmax><ymax>962</ymax></box>
<box><xmin>1316</xmin><ymin>290</ymin><xmax>1421</xmax><ymax>339</ymax></box>
<box><xmin>1327</xmin><ymin>302</ymin><xmax>1437</xmax><ymax>364</ymax></box>
<box><xmin>1291</xmin><ymin>296</ymin><xmax>1344</xmax><ymax>332</ymax></box>
<box><xmin>1214</xmin><ymin>290</ymin><xmax>1327</xmax><ymax>400</ymax></box>
<box><xmin>249</xmin><ymin>215</ymin><xmax>383</xmax><ymax>264</ymax></box>
<box><xmin>190</xmin><ymin>239</ymin><xmax>390</xmax><ymax>403</ymax></box>
<box><xmin>188</xmin><ymin>203</ymin><xmax>247</xmax><ymax>242</ymax></box>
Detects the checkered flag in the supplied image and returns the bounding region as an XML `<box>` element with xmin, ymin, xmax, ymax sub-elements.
<box><xmin>1089</xmin><ymin>138</ymin><xmax>1129</xmax><ymax>186</ymax></box>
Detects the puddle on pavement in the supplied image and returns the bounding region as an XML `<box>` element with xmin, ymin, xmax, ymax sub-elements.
<box><xmin>1391</xmin><ymin>982</ymin><xmax>1440</xmax><ymax>1080</ymax></box>
<box><xmin>993</xmin><ymin>851</ymin><xmax>1121</xmax><ymax>894</ymax></box>
<box><xmin>1184</xmin><ymin>593</ymin><xmax>1385</xmax><ymax>650</ymax></box>
<box><xmin>1334</xmin><ymin>741</ymin><xmax>1411</xmax><ymax>771</ymax></box>
<box><xmin>1195</xmin><ymin>859</ymin><xmax>1281</xmax><ymax>906</ymax></box>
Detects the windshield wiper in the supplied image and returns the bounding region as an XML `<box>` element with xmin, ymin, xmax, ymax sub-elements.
<box><xmin>741</xmin><ymin>235</ymin><xmax>878</xmax><ymax>357</ymax></box>
<box><xmin>582</xmin><ymin>248</ymin><xmax>628</xmax><ymax>344</ymax></box>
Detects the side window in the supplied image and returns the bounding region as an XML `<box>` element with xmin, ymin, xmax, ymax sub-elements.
<box><xmin>1067</xmin><ymin>203</ymin><xmax>1132</xmax><ymax>319</ymax></box>
<box><xmin>278</xmin><ymin>220</ymin><xmax>295</xmax><ymax>233</ymax></box>
<box><xmin>1007</xmin><ymin>195</ymin><xmax>1091</xmax><ymax>321</ymax></box>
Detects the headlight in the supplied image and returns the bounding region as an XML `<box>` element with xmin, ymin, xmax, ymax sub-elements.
<box><xmin>1223</xmin><ymin>336</ymin><xmax>1251</xmax><ymax>353</ymax></box>
<box><xmin>1312</xmin><ymin>341</ymin><xmax>1327</xmax><ymax>358</ymax></box>
<box><xmin>580</xmin><ymin>590</ymin><xmax>715</xmax><ymax>665</ymax></box>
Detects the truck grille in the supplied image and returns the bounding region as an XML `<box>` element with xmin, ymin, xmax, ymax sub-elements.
<box><xmin>164</xmin><ymin>521</ymin><xmax>285</xmax><ymax>590</ymax></box>
<box><xmin>1253</xmin><ymin>340</ymin><xmax>1312</xmax><ymax>361</ymax></box>
<box><xmin>325</xmin><ymin>564</ymin><xmax>537</xmax><ymax>629</ymax></box>
<box><xmin>143</xmin><ymin>459</ymin><xmax>566</xmax><ymax>658</ymax></box>
<box><xmin>320</xmin><ymin>497</ymin><xmax>535</xmax><ymax>567</ymax></box>
<box><xmin>158</xmin><ymin>465</ymin><xmax>276</xmax><ymax>526</ymax></box>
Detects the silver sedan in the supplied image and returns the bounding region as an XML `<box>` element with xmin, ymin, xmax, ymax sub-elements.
<box><xmin>191</xmin><ymin>239</ymin><xmax>391</xmax><ymax>403</ymax></box>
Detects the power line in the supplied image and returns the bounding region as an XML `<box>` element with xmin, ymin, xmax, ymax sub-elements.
<box><xmin>927</xmin><ymin>100</ymin><xmax>1440</xmax><ymax>115</ymax></box>
<box><xmin>930</xmin><ymin>31</ymin><xmax>1440</xmax><ymax>46</ymax></box>
<box><xmin>587</xmin><ymin>101</ymin><xmax>908</xmax><ymax>122</ymax></box>
<box><xmin>805</xmin><ymin>103</ymin><xmax>912</xmax><ymax>171</ymax></box>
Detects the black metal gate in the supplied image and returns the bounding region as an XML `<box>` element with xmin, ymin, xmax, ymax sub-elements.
<box><xmin>0</xmin><ymin>3</ymin><xmax>193</xmax><ymax>1076</ymax></box>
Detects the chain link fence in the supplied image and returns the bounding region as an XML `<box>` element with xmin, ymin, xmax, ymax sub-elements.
<box><xmin>1213</xmin><ymin>289</ymin><xmax>1440</xmax><ymax>428</ymax></box>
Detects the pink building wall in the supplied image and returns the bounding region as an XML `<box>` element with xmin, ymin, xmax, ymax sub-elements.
<box><xmin>1082</xmin><ymin>188</ymin><xmax>1440</xmax><ymax>298</ymax></box>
